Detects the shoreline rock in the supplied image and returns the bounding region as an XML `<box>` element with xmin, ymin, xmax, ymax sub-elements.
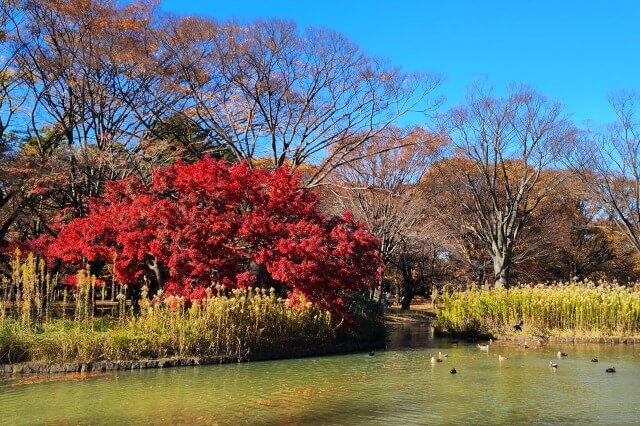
<box><xmin>0</xmin><ymin>340</ymin><xmax>384</xmax><ymax>377</ymax></box>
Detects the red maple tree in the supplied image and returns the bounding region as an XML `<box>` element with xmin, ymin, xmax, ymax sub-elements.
<box><xmin>36</xmin><ymin>157</ymin><xmax>382</xmax><ymax>316</ymax></box>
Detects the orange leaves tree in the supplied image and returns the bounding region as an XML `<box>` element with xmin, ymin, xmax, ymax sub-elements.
<box><xmin>330</xmin><ymin>127</ymin><xmax>448</xmax><ymax>308</ymax></box>
<box><xmin>37</xmin><ymin>157</ymin><xmax>382</xmax><ymax>318</ymax></box>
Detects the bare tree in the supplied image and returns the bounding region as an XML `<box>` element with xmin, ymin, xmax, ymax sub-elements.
<box><xmin>0</xmin><ymin>0</ymin><xmax>24</xmax><ymax>144</ymax></box>
<box><xmin>0</xmin><ymin>0</ymin><xmax>33</xmax><ymax>252</ymax></box>
<box><xmin>572</xmin><ymin>90</ymin><xmax>640</xmax><ymax>252</ymax></box>
<box><xmin>164</xmin><ymin>18</ymin><xmax>442</xmax><ymax>186</ymax></box>
<box><xmin>440</xmin><ymin>85</ymin><xmax>575</xmax><ymax>288</ymax></box>
<box><xmin>330</xmin><ymin>127</ymin><xmax>446</xmax><ymax>304</ymax></box>
<box><xmin>389</xmin><ymin>219</ymin><xmax>453</xmax><ymax>309</ymax></box>
<box><xmin>12</xmin><ymin>0</ymin><xmax>159</xmax><ymax>213</ymax></box>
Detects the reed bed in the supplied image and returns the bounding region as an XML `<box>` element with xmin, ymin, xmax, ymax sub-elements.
<box><xmin>0</xmin><ymin>288</ymin><xmax>338</xmax><ymax>364</ymax></box>
<box><xmin>435</xmin><ymin>281</ymin><xmax>640</xmax><ymax>337</ymax></box>
<box><xmin>0</xmin><ymin>254</ymin><xmax>383</xmax><ymax>365</ymax></box>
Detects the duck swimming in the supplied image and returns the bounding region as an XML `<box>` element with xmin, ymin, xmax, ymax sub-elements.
<box><xmin>557</xmin><ymin>351</ymin><xmax>568</xmax><ymax>357</ymax></box>
<box><xmin>477</xmin><ymin>344</ymin><xmax>490</xmax><ymax>351</ymax></box>
<box><xmin>498</xmin><ymin>355</ymin><xmax>507</xmax><ymax>361</ymax></box>
<box><xmin>591</xmin><ymin>358</ymin><xmax>599</xmax><ymax>362</ymax></box>
<box><xmin>450</xmin><ymin>368</ymin><xmax>457</xmax><ymax>374</ymax></box>
<box><xmin>606</xmin><ymin>367</ymin><xmax>616</xmax><ymax>373</ymax></box>
<box><xmin>549</xmin><ymin>361</ymin><xmax>558</xmax><ymax>369</ymax></box>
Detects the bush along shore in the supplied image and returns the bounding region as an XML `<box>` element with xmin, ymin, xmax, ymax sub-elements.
<box><xmin>0</xmin><ymin>255</ymin><xmax>385</xmax><ymax>375</ymax></box>
<box><xmin>434</xmin><ymin>281</ymin><xmax>640</xmax><ymax>340</ymax></box>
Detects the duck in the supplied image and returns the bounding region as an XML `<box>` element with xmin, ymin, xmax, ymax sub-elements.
<box><xmin>591</xmin><ymin>358</ymin><xmax>599</xmax><ymax>363</ymax></box>
<box><xmin>523</xmin><ymin>340</ymin><xmax>529</xmax><ymax>349</ymax></box>
<box><xmin>549</xmin><ymin>361</ymin><xmax>558</xmax><ymax>369</ymax></box>
<box><xmin>477</xmin><ymin>344</ymin><xmax>490</xmax><ymax>351</ymax></box>
<box><xmin>498</xmin><ymin>355</ymin><xmax>508</xmax><ymax>361</ymax></box>
<box><xmin>605</xmin><ymin>367</ymin><xmax>616</xmax><ymax>373</ymax></box>
<box><xmin>450</xmin><ymin>368</ymin><xmax>457</xmax><ymax>374</ymax></box>
<box><xmin>557</xmin><ymin>351</ymin><xmax>568</xmax><ymax>357</ymax></box>
<box><xmin>369</xmin><ymin>351</ymin><xmax>375</xmax><ymax>356</ymax></box>
<box><xmin>438</xmin><ymin>351</ymin><xmax>448</xmax><ymax>359</ymax></box>
<box><xmin>513</xmin><ymin>319</ymin><xmax>524</xmax><ymax>332</ymax></box>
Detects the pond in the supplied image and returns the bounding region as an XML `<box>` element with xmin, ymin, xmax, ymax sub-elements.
<box><xmin>1</xmin><ymin>322</ymin><xmax>639</xmax><ymax>425</ymax></box>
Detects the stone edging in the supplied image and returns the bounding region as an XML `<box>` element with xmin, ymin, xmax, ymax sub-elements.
<box><xmin>0</xmin><ymin>340</ymin><xmax>383</xmax><ymax>376</ymax></box>
<box><xmin>494</xmin><ymin>335</ymin><xmax>640</xmax><ymax>344</ymax></box>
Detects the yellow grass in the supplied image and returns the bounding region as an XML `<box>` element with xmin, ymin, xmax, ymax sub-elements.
<box><xmin>435</xmin><ymin>281</ymin><xmax>640</xmax><ymax>337</ymax></box>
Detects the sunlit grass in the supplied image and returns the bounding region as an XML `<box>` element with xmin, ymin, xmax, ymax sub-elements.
<box><xmin>1</xmin><ymin>288</ymin><xmax>336</xmax><ymax>364</ymax></box>
<box><xmin>434</xmin><ymin>281</ymin><xmax>640</xmax><ymax>337</ymax></box>
<box><xmin>0</xmin><ymin>254</ymin><xmax>384</xmax><ymax>364</ymax></box>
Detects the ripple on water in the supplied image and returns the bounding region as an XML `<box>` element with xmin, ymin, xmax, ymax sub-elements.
<box><xmin>0</xmin><ymin>338</ymin><xmax>639</xmax><ymax>425</ymax></box>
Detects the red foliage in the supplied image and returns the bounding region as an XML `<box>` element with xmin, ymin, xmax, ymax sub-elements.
<box><xmin>36</xmin><ymin>157</ymin><xmax>382</xmax><ymax>317</ymax></box>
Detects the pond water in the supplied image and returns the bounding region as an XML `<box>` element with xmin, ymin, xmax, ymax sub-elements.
<box><xmin>1</xmin><ymin>322</ymin><xmax>639</xmax><ymax>425</ymax></box>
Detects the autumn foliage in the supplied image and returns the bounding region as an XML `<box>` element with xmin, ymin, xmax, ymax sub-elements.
<box><xmin>36</xmin><ymin>157</ymin><xmax>382</xmax><ymax>316</ymax></box>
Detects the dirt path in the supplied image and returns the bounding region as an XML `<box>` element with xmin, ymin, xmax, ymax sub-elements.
<box><xmin>384</xmin><ymin>296</ymin><xmax>436</xmax><ymax>323</ymax></box>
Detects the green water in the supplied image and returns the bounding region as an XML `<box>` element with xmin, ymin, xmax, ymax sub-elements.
<box><xmin>1</xmin><ymin>323</ymin><xmax>639</xmax><ymax>425</ymax></box>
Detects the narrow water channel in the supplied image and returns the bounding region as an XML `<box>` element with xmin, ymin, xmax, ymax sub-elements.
<box><xmin>1</xmin><ymin>322</ymin><xmax>639</xmax><ymax>425</ymax></box>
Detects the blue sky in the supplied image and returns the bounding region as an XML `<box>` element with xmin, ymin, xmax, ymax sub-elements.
<box><xmin>160</xmin><ymin>0</ymin><xmax>640</xmax><ymax>127</ymax></box>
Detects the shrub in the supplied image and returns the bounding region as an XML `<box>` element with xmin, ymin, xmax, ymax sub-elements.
<box><xmin>36</xmin><ymin>157</ymin><xmax>383</xmax><ymax>319</ymax></box>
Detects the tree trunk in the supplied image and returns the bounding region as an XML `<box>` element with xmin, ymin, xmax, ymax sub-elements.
<box><xmin>145</xmin><ymin>257</ymin><xmax>165</xmax><ymax>295</ymax></box>
<box><xmin>492</xmin><ymin>252</ymin><xmax>511</xmax><ymax>289</ymax></box>
<box><xmin>400</xmin><ymin>291</ymin><xmax>414</xmax><ymax>310</ymax></box>
<box><xmin>400</xmin><ymin>262</ymin><xmax>415</xmax><ymax>310</ymax></box>
<box><xmin>376</xmin><ymin>273</ymin><xmax>385</xmax><ymax>303</ymax></box>
<box><xmin>249</xmin><ymin>259</ymin><xmax>268</xmax><ymax>288</ymax></box>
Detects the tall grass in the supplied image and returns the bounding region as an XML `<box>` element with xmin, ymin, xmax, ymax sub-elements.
<box><xmin>1</xmin><ymin>252</ymin><xmax>57</xmax><ymax>326</ymax></box>
<box><xmin>1</xmin><ymin>254</ymin><xmax>383</xmax><ymax>365</ymax></box>
<box><xmin>0</xmin><ymin>288</ymin><xmax>338</xmax><ymax>364</ymax></box>
<box><xmin>435</xmin><ymin>281</ymin><xmax>640</xmax><ymax>337</ymax></box>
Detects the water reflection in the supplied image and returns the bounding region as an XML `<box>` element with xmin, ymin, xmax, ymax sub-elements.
<box><xmin>387</xmin><ymin>321</ymin><xmax>439</xmax><ymax>349</ymax></box>
<box><xmin>1</xmin><ymin>323</ymin><xmax>639</xmax><ymax>425</ymax></box>
<box><xmin>390</xmin><ymin>322</ymin><xmax>429</xmax><ymax>348</ymax></box>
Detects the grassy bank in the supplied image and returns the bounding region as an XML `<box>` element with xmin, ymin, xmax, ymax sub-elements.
<box><xmin>1</xmin><ymin>256</ymin><xmax>384</xmax><ymax>366</ymax></box>
<box><xmin>434</xmin><ymin>281</ymin><xmax>640</xmax><ymax>338</ymax></box>
<box><xmin>1</xmin><ymin>289</ymin><xmax>384</xmax><ymax>365</ymax></box>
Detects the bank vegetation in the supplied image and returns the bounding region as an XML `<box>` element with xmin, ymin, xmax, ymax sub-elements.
<box><xmin>435</xmin><ymin>282</ymin><xmax>640</xmax><ymax>338</ymax></box>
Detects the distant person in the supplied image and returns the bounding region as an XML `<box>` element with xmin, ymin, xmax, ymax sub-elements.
<box><xmin>381</xmin><ymin>296</ymin><xmax>388</xmax><ymax>312</ymax></box>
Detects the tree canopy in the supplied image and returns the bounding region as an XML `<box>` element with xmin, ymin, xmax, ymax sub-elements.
<box><xmin>36</xmin><ymin>156</ymin><xmax>383</xmax><ymax>317</ymax></box>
